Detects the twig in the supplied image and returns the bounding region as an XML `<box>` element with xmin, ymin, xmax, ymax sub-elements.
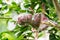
<box><xmin>29</xmin><ymin>7</ymin><xmax>34</xmax><ymax>15</ymax></box>
<box><xmin>41</xmin><ymin>20</ymin><xmax>60</xmax><ymax>30</ymax></box>
<box><xmin>42</xmin><ymin>3</ymin><xmax>46</xmax><ymax>14</ymax></box>
<box><xmin>31</xmin><ymin>28</ymin><xmax>38</xmax><ymax>40</ymax></box>
<box><xmin>34</xmin><ymin>31</ymin><xmax>38</xmax><ymax>40</ymax></box>
<box><xmin>0</xmin><ymin>17</ymin><xmax>12</xmax><ymax>19</ymax></box>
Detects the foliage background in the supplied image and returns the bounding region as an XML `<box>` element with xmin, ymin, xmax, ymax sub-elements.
<box><xmin>0</xmin><ymin>0</ymin><xmax>60</xmax><ymax>40</ymax></box>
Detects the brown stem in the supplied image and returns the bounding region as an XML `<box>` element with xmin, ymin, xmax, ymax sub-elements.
<box><xmin>42</xmin><ymin>3</ymin><xmax>46</xmax><ymax>14</ymax></box>
<box><xmin>42</xmin><ymin>20</ymin><xmax>60</xmax><ymax>30</ymax></box>
<box><xmin>29</xmin><ymin>7</ymin><xmax>34</xmax><ymax>15</ymax></box>
<box><xmin>34</xmin><ymin>31</ymin><xmax>38</xmax><ymax>40</ymax></box>
<box><xmin>31</xmin><ymin>28</ymin><xmax>38</xmax><ymax>40</ymax></box>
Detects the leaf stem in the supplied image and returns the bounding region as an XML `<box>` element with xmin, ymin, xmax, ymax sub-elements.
<box><xmin>0</xmin><ymin>17</ymin><xmax>12</xmax><ymax>19</ymax></box>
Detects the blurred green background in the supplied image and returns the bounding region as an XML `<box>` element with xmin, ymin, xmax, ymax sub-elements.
<box><xmin>0</xmin><ymin>0</ymin><xmax>60</xmax><ymax>40</ymax></box>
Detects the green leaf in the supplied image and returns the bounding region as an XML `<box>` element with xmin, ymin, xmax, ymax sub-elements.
<box><xmin>2</xmin><ymin>33</ymin><xmax>14</xmax><ymax>40</ymax></box>
<box><xmin>17</xmin><ymin>35</ymin><xmax>24</xmax><ymax>40</ymax></box>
